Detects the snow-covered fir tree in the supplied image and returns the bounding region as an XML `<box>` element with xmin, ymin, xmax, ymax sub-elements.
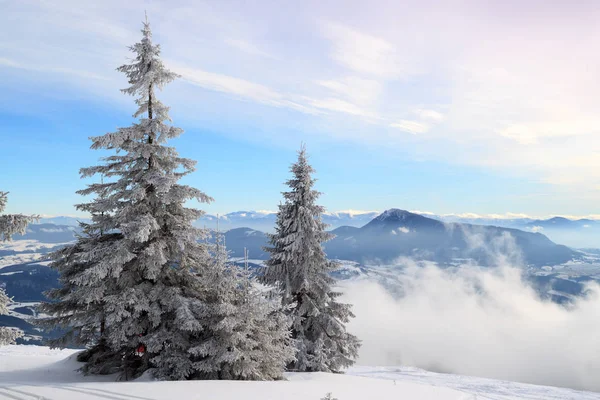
<box><xmin>42</xmin><ymin>18</ymin><xmax>295</xmax><ymax>382</ymax></box>
<box><xmin>0</xmin><ymin>191</ymin><xmax>36</xmax><ymax>241</ymax></box>
<box><xmin>181</xmin><ymin>234</ymin><xmax>295</xmax><ymax>380</ymax></box>
<box><xmin>39</xmin><ymin>176</ymin><xmax>124</xmax><ymax>376</ymax></box>
<box><xmin>0</xmin><ymin>191</ymin><xmax>36</xmax><ymax>345</ymax></box>
<box><xmin>39</xmin><ymin>221</ymin><xmax>124</xmax><ymax>374</ymax></box>
<box><xmin>41</xmin><ymin>18</ymin><xmax>216</xmax><ymax>380</ymax></box>
<box><xmin>261</xmin><ymin>146</ymin><xmax>361</xmax><ymax>372</ymax></box>
<box><xmin>0</xmin><ymin>288</ymin><xmax>22</xmax><ymax>345</ymax></box>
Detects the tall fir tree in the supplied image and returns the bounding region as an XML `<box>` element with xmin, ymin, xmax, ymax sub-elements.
<box><xmin>261</xmin><ymin>146</ymin><xmax>361</xmax><ymax>372</ymax></box>
<box><xmin>41</xmin><ymin>18</ymin><xmax>215</xmax><ymax>380</ymax></box>
<box><xmin>181</xmin><ymin>233</ymin><xmax>295</xmax><ymax>380</ymax></box>
<box><xmin>41</xmin><ymin>18</ymin><xmax>294</xmax><ymax>381</ymax></box>
<box><xmin>0</xmin><ymin>191</ymin><xmax>36</xmax><ymax>345</ymax></box>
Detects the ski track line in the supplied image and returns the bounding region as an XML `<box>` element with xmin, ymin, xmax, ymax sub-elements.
<box><xmin>51</xmin><ymin>386</ymin><xmax>140</xmax><ymax>400</ymax></box>
<box><xmin>0</xmin><ymin>386</ymin><xmax>51</xmax><ymax>400</ymax></box>
<box><xmin>68</xmin><ymin>386</ymin><xmax>156</xmax><ymax>400</ymax></box>
<box><xmin>0</xmin><ymin>389</ymin><xmax>22</xmax><ymax>400</ymax></box>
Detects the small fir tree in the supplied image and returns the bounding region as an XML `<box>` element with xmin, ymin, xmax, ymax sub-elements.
<box><xmin>0</xmin><ymin>191</ymin><xmax>36</xmax><ymax>345</ymax></box>
<box><xmin>183</xmin><ymin>233</ymin><xmax>295</xmax><ymax>380</ymax></box>
<box><xmin>39</xmin><ymin>222</ymin><xmax>124</xmax><ymax>374</ymax></box>
<box><xmin>0</xmin><ymin>288</ymin><xmax>22</xmax><ymax>345</ymax></box>
<box><xmin>261</xmin><ymin>146</ymin><xmax>360</xmax><ymax>372</ymax></box>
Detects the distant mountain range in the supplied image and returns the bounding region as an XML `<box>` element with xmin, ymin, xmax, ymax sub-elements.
<box><xmin>37</xmin><ymin>211</ymin><xmax>381</xmax><ymax>233</ymax></box>
<box><xmin>221</xmin><ymin>209</ymin><xmax>578</xmax><ymax>267</ymax></box>
<box><xmin>524</xmin><ymin>217</ymin><xmax>596</xmax><ymax>230</ymax></box>
<box><xmin>37</xmin><ymin>211</ymin><xmax>600</xmax><ymax>247</ymax></box>
<box><xmin>9</xmin><ymin>224</ymin><xmax>78</xmax><ymax>244</ymax></box>
<box><xmin>212</xmin><ymin>211</ymin><xmax>600</xmax><ymax>249</ymax></box>
<box><xmin>14</xmin><ymin>209</ymin><xmax>586</xmax><ymax>267</ymax></box>
<box><xmin>38</xmin><ymin>216</ymin><xmax>91</xmax><ymax>227</ymax></box>
<box><xmin>197</xmin><ymin>210</ymin><xmax>380</xmax><ymax>233</ymax></box>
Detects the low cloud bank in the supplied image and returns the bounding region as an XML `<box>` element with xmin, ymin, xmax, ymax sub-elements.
<box><xmin>341</xmin><ymin>263</ymin><xmax>600</xmax><ymax>392</ymax></box>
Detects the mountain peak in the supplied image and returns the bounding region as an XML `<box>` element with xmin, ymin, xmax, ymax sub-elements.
<box><xmin>548</xmin><ymin>217</ymin><xmax>570</xmax><ymax>223</ymax></box>
<box><xmin>375</xmin><ymin>209</ymin><xmax>414</xmax><ymax>221</ymax></box>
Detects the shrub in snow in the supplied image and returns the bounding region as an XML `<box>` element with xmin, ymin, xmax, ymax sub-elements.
<box><xmin>261</xmin><ymin>146</ymin><xmax>361</xmax><ymax>372</ymax></box>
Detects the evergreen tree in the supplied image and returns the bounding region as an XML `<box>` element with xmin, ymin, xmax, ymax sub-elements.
<box><xmin>39</xmin><ymin>222</ymin><xmax>124</xmax><ymax>374</ymax></box>
<box><xmin>0</xmin><ymin>191</ymin><xmax>36</xmax><ymax>241</ymax></box>
<box><xmin>0</xmin><ymin>288</ymin><xmax>22</xmax><ymax>345</ymax></box>
<box><xmin>0</xmin><ymin>191</ymin><xmax>36</xmax><ymax>345</ymax></box>
<box><xmin>41</xmin><ymin>18</ymin><xmax>294</xmax><ymax>382</ymax></box>
<box><xmin>262</xmin><ymin>146</ymin><xmax>361</xmax><ymax>372</ymax></box>
<box><xmin>41</xmin><ymin>18</ymin><xmax>215</xmax><ymax>380</ymax></box>
<box><xmin>181</xmin><ymin>233</ymin><xmax>295</xmax><ymax>380</ymax></box>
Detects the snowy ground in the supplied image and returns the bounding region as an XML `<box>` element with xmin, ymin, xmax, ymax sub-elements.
<box><xmin>0</xmin><ymin>346</ymin><xmax>598</xmax><ymax>400</ymax></box>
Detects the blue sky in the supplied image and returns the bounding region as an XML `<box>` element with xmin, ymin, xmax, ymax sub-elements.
<box><xmin>2</xmin><ymin>0</ymin><xmax>600</xmax><ymax>219</ymax></box>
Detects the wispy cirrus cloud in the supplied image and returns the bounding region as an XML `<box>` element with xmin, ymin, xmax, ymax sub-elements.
<box><xmin>414</xmin><ymin>109</ymin><xmax>444</xmax><ymax>122</ymax></box>
<box><xmin>223</xmin><ymin>38</ymin><xmax>277</xmax><ymax>59</ymax></box>
<box><xmin>3</xmin><ymin>0</ymin><xmax>600</xmax><ymax>197</ymax></box>
<box><xmin>174</xmin><ymin>64</ymin><xmax>299</xmax><ymax>110</ymax></box>
<box><xmin>304</xmin><ymin>97</ymin><xmax>379</xmax><ymax>119</ymax></box>
<box><xmin>321</xmin><ymin>21</ymin><xmax>410</xmax><ymax>79</ymax></box>
<box><xmin>0</xmin><ymin>57</ymin><xmax>109</xmax><ymax>81</ymax></box>
<box><xmin>390</xmin><ymin>120</ymin><xmax>429</xmax><ymax>134</ymax></box>
<box><xmin>316</xmin><ymin>76</ymin><xmax>382</xmax><ymax>106</ymax></box>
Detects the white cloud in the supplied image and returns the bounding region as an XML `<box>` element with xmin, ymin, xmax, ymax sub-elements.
<box><xmin>322</xmin><ymin>22</ymin><xmax>406</xmax><ymax>78</ymax></box>
<box><xmin>0</xmin><ymin>57</ymin><xmax>109</xmax><ymax>81</ymax></box>
<box><xmin>39</xmin><ymin>228</ymin><xmax>69</xmax><ymax>233</ymax></box>
<box><xmin>175</xmin><ymin>65</ymin><xmax>281</xmax><ymax>104</ymax></box>
<box><xmin>174</xmin><ymin>64</ymin><xmax>320</xmax><ymax>115</ymax></box>
<box><xmin>342</xmin><ymin>263</ymin><xmax>600</xmax><ymax>392</ymax></box>
<box><xmin>414</xmin><ymin>109</ymin><xmax>444</xmax><ymax>122</ymax></box>
<box><xmin>5</xmin><ymin>0</ymin><xmax>600</xmax><ymax>193</ymax></box>
<box><xmin>497</xmin><ymin>119</ymin><xmax>600</xmax><ymax>145</ymax></box>
<box><xmin>305</xmin><ymin>97</ymin><xmax>378</xmax><ymax>119</ymax></box>
<box><xmin>448</xmin><ymin>212</ymin><xmax>532</xmax><ymax>220</ymax></box>
<box><xmin>0</xmin><ymin>58</ymin><xmax>20</xmax><ymax>68</ymax></box>
<box><xmin>341</xmin><ymin>231</ymin><xmax>600</xmax><ymax>392</ymax></box>
<box><xmin>410</xmin><ymin>210</ymin><xmax>600</xmax><ymax>221</ymax></box>
<box><xmin>254</xmin><ymin>210</ymin><xmax>277</xmax><ymax>215</ymax></box>
<box><xmin>390</xmin><ymin>120</ymin><xmax>429</xmax><ymax>134</ymax></box>
<box><xmin>224</xmin><ymin>38</ymin><xmax>275</xmax><ymax>59</ymax></box>
<box><xmin>529</xmin><ymin>226</ymin><xmax>544</xmax><ymax>233</ymax></box>
<box><xmin>317</xmin><ymin>76</ymin><xmax>382</xmax><ymax>106</ymax></box>
<box><xmin>326</xmin><ymin>209</ymin><xmax>379</xmax><ymax>217</ymax></box>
